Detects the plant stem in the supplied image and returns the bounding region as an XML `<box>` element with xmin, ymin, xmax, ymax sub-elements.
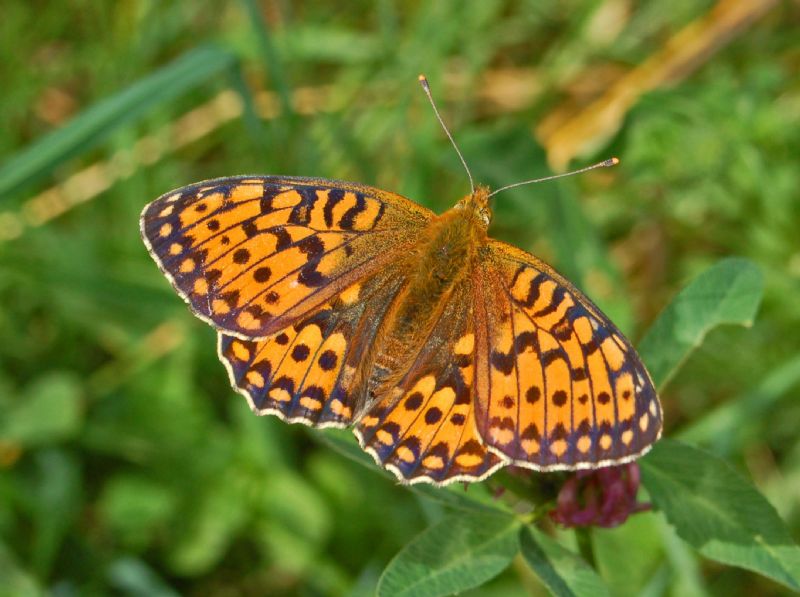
<box><xmin>575</xmin><ymin>527</ymin><xmax>597</xmax><ymax>569</ymax></box>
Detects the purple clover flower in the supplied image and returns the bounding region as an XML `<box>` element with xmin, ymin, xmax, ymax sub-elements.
<box><xmin>549</xmin><ymin>463</ymin><xmax>650</xmax><ymax>528</ymax></box>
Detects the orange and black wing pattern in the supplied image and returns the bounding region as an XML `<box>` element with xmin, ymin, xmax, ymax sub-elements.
<box><xmin>355</xmin><ymin>281</ymin><xmax>504</xmax><ymax>485</ymax></box>
<box><xmin>473</xmin><ymin>241</ymin><xmax>662</xmax><ymax>470</ymax></box>
<box><xmin>140</xmin><ymin>176</ymin><xmax>431</xmax><ymax>339</ymax></box>
<box><xmin>218</xmin><ymin>268</ymin><xmax>406</xmax><ymax>429</ymax></box>
<box><xmin>142</xmin><ymin>174</ymin><xmax>661</xmax><ymax>485</ymax></box>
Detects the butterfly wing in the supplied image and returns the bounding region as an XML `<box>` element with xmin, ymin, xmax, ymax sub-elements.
<box><xmin>141</xmin><ymin>176</ymin><xmax>432</xmax><ymax>339</ymax></box>
<box><xmin>355</xmin><ymin>281</ymin><xmax>504</xmax><ymax>485</ymax></box>
<box><xmin>218</xmin><ymin>268</ymin><xmax>407</xmax><ymax>428</ymax></box>
<box><xmin>474</xmin><ymin>240</ymin><xmax>662</xmax><ymax>470</ymax></box>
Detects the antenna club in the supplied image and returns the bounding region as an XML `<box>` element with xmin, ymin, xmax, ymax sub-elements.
<box><xmin>607</xmin><ymin>157</ymin><xmax>620</xmax><ymax>166</ymax></box>
<box><xmin>418</xmin><ymin>74</ymin><xmax>430</xmax><ymax>90</ymax></box>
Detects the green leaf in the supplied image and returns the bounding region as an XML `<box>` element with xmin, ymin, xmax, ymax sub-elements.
<box><xmin>377</xmin><ymin>512</ymin><xmax>520</xmax><ymax>597</ymax></box>
<box><xmin>0</xmin><ymin>373</ymin><xmax>82</xmax><ymax>447</ymax></box>
<box><xmin>520</xmin><ymin>526</ymin><xmax>610</xmax><ymax>597</ymax></box>
<box><xmin>167</xmin><ymin>473</ymin><xmax>248</xmax><ymax>576</ymax></box>
<box><xmin>640</xmin><ymin>439</ymin><xmax>800</xmax><ymax>590</ymax></box>
<box><xmin>98</xmin><ymin>475</ymin><xmax>177</xmax><ymax>551</ymax></box>
<box><xmin>593</xmin><ymin>511</ymin><xmax>664</xmax><ymax>597</ymax></box>
<box><xmin>0</xmin><ymin>44</ymin><xmax>237</xmax><ymax>199</ymax></box>
<box><xmin>655</xmin><ymin>515</ymin><xmax>708</xmax><ymax>597</ymax></box>
<box><xmin>253</xmin><ymin>469</ymin><xmax>332</xmax><ymax>573</ymax></box>
<box><xmin>638</xmin><ymin>258</ymin><xmax>763</xmax><ymax>388</ymax></box>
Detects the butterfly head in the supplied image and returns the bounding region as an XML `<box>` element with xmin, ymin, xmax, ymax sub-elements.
<box><xmin>455</xmin><ymin>184</ymin><xmax>492</xmax><ymax>228</ymax></box>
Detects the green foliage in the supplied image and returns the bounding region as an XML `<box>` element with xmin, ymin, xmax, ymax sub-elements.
<box><xmin>378</xmin><ymin>512</ymin><xmax>520</xmax><ymax>597</ymax></box>
<box><xmin>1</xmin><ymin>1</ymin><xmax>798</xmax><ymax>595</ymax></box>
<box><xmin>107</xmin><ymin>557</ymin><xmax>181</xmax><ymax>597</ymax></box>
<box><xmin>519</xmin><ymin>527</ymin><xmax>610</xmax><ymax>597</ymax></box>
<box><xmin>641</xmin><ymin>439</ymin><xmax>800</xmax><ymax>591</ymax></box>
<box><xmin>0</xmin><ymin>45</ymin><xmax>240</xmax><ymax>198</ymax></box>
<box><xmin>638</xmin><ymin>258</ymin><xmax>764</xmax><ymax>389</ymax></box>
<box><xmin>591</xmin><ymin>511</ymin><xmax>665</xmax><ymax>597</ymax></box>
<box><xmin>0</xmin><ymin>372</ymin><xmax>83</xmax><ymax>447</ymax></box>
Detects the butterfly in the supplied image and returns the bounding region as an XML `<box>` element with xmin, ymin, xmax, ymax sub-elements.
<box><xmin>140</xmin><ymin>77</ymin><xmax>662</xmax><ymax>486</ymax></box>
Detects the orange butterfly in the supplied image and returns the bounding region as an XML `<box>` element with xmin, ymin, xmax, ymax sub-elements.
<box><xmin>140</xmin><ymin>76</ymin><xmax>662</xmax><ymax>486</ymax></box>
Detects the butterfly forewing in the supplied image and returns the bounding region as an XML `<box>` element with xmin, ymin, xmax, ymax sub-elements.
<box><xmin>355</xmin><ymin>281</ymin><xmax>504</xmax><ymax>485</ymax></box>
<box><xmin>140</xmin><ymin>176</ymin><xmax>432</xmax><ymax>339</ymax></box>
<box><xmin>474</xmin><ymin>241</ymin><xmax>662</xmax><ymax>470</ymax></box>
<box><xmin>218</xmin><ymin>268</ymin><xmax>408</xmax><ymax>428</ymax></box>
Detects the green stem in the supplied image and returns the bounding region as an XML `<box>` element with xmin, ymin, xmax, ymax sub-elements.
<box><xmin>575</xmin><ymin>526</ymin><xmax>597</xmax><ymax>569</ymax></box>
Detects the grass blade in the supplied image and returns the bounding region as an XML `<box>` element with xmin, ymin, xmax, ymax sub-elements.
<box><xmin>0</xmin><ymin>44</ymin><xmax>238</xmax><ymax>199</ymax></box>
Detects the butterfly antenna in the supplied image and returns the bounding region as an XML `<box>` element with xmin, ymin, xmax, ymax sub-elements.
<box><xmin>418</xmin><ymin>74</ymin><xmax>475</xmax><ymax>194</ymax></box>
<box><xmin>488</xmin><ymin>158</ymin><xmax>619</xmax><ymax>198</ymax></box>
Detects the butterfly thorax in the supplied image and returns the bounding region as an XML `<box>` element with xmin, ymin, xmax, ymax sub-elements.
<box><xmin>389</xmin><ymin>187</ymin><xmax>490</xmax><ymax>335</ymax></box>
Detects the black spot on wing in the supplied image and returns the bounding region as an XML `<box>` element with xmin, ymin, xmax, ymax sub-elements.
<box><xmin>425</xmin><ymin>407</ymin><xmax>443</xmax><ymax>424</ymax></box>
<box><xmin>404</xmin><ymin>392</ymin><xmax>424</xmax><ymax>411</ymax></box>
<box><xmin>318</xmin><ymin>350</ymin><xmax>338</xmax><ymax>371</ymax></box>
<box><xmin>552</xmin><ymin>390</ymin><xmax>567</xmax><ymax>407</ymax></box>
<box><xmin>253</xmin><ymin>267</ymin><xmax>271</xmax><ymax>283</ymax></box>
<box><xmin>242</xmin><ymin>220</ymin><xmax>258</xmax><ymax>238</ymax></box>
<box><xmin>233</xmin><ymin>248</ymin><xmax>250</xmax><ymax>264</ymax></box>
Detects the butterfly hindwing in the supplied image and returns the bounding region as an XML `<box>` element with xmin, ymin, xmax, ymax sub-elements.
<box><xmin>141</xmin><ymin>176</ymin><xmax>432</xmax><ymax>339</ymax></box>
<box><xmin>474</xmin><ymin>241</ymin><xmax>662</xmax><ymax>470</ymax></box>
<box><xmin>355</xmin><ymin>281</ymin><xmax>504</xmax><ymax>485</ymax></box>
<box><xmin>219</xmin><ymin>269</ymin><xmax>408</xmax><ymax>428</ymax></box>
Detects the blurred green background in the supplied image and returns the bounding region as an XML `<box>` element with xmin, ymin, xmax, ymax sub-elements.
<box><xmin>1</xmin><ymin>0</ymin><xmax>799</xmax><ymax>595</ymax></box>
